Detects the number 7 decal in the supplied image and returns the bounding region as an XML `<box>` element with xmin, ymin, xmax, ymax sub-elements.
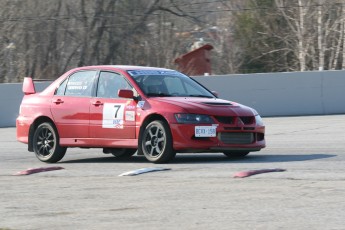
<box><xmin>114</xmin><ymin>105</ymin><xmax>121</xmax><ymax>118</ymax></box>
<box><xmin>103</xmin><ymin>103</ymin><xmax>125</xmax><ymax>129</ymax></box>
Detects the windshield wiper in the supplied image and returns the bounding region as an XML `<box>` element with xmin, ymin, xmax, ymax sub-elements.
<box><xmin>146</xmin><ymin>93</ymin><xmax>172</xmax><ymax>97</ymax></box>
<box><xmin>187</xmin><ymin>94</ymin><xmax>214</xmax><ymax>98</ymax></box>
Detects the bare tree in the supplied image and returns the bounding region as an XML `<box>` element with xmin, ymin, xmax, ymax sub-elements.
<box><xmin>3</xmin><ymin>0</ymin><xmax>345</xmax><ymax>82</ymax></box>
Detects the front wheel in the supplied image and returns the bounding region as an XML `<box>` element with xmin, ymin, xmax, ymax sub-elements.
<box><xmin>139</xmin><ymin>120</ymin><xmax>176</xmax><ymax>163</ymax></box>
<box><xmin>223</xmin><ymin>151</ymin><xmax>249</xmax><ymax>158</ymax></box>
<box><xmin>33</xmin><ymin>122</ymin><xmax>67</xmax><ymax>163</ymax></box>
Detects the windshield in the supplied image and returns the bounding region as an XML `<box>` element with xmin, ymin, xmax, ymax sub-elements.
<box><xmin>127</xmin><ymin>70</ymin><xmax>215</xmax><ymax>98</ymax></box>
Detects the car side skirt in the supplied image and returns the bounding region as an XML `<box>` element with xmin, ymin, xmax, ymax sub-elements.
<box><xmin>59</xmin><ymin>138</ymin><xmax>138</xmax><ymax>148</ymax></box>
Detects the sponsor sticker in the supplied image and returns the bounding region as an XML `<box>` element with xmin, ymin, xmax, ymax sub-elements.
<box><xmin>137</xmin><ymin>101</ymin><xmax>145</xmax><ymax>108</ymax></box>
<box><xmin>125</xmin><ymin>111</ymin><xmax>135</xmax><ymax>121</ymax></box>
<box><xmin>128</xmin><ymin>70</ymin><xmax>182</xmax><ymax>76</ymax></box>
<box><xmin>126</xmin><ymin>105</ymin><xmax>136</xmax><ymax>110</ymax></box>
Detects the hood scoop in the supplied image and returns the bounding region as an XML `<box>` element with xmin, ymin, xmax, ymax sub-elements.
<box><xmin>201</xmin><ymin>102</ymin><xmax>232</xmax><ymax>106</ymax></box>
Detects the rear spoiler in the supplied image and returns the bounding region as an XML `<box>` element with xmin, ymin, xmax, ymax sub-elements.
<box><xmin>23</xmin><ymin>77</ymin><xmax>36</xmax><ymax>95</ymax></box>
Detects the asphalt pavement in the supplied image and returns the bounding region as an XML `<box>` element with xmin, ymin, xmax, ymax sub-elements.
<box><xmin>1</xmin><ymin>115</ymin><xmax>345</xmax><ymax>230</ymax></box>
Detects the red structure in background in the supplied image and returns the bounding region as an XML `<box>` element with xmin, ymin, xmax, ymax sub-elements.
<box><xmin>174</xmin><ymin>44</ymin><xmax>213</xmax><ymax>76</ymax></box>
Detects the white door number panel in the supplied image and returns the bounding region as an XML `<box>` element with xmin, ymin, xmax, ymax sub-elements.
<box><xmin>102</xmin><ymin>103</ymin><xmax>125</xmax><ymax>129</ymax></box>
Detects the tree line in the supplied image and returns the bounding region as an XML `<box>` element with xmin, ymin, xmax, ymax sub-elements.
<box><xmin>1</xmin><ymin>0</ymin><xmax>345</xmax><ymax>83</ymax></box>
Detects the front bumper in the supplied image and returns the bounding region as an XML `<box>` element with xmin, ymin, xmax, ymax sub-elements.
<box><xmin>170</xmin><ymin>123</ymin><xmax>265</xmax><ymax>152</ymax></box>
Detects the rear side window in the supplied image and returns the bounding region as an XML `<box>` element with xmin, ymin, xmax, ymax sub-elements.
<box><xmin>55</xmin><ymin>79</ymin><xmax>68</xmax><ymax>96</ymax></box>
<box><xmin>56</xmin><ymin>71</ymin><xmax>97</xmax><ymax>97</ymax></box>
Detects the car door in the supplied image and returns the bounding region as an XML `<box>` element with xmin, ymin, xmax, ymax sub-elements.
<box><xmin>50</xmin><ymin>70</ymin><xmax>97</xmax><ymax>139</ymax></box>
<box><xmin>90</xmin><ymin>71</ymin><xmax>136</xmax><ymax>140</ymax></box>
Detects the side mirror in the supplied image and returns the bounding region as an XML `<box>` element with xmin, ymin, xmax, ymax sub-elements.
<box><xmin>118</xmin><ymin>89</ymin><xmax>134</xmax><ymax>99</ymax></box>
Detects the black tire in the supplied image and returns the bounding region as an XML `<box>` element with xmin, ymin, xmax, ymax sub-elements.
<box><xmin>33</xmin><ymin>122</ymin><xmax>67</xmax><ymax>163</ymax></box>
<box><xmin>109</xmin><ymin>148</ymin><xmax>137</xmax><ymax>158</ymax></box>
<box><xmin>223</xmin><ymin>151</ymin><xmax>249</xmax><ymax>158</ymax></box>
<box><xmin>139</xmin><ymin>120</ymin><xmax>176</xmax><ymax>163</ymax></box>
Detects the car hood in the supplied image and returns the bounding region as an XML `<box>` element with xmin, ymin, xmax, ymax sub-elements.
<box><xmin>149</xmin><ymin>97</ymin><xmax>257</xmax><ymax>116</ymax></box>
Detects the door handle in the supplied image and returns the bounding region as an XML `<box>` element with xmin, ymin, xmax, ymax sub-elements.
<box><xmin>52</xmin><ymin>99</ymin><xmax>64</xmax><ymax>104</ymax></box>
<box><xmin>92</xmin><ymin>101</ymin><xmax>103</xmax><ymax>106</ymax></box>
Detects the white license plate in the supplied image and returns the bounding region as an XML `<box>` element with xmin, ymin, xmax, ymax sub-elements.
<box><xmin>195</xmin><ymin>126</ymin><xmax>217</xmax><ymax>137</ymax></box>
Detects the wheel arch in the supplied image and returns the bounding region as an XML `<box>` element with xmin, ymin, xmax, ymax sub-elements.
<box><xmin>137</xmin><ymin>113</ymin><xmax>171</xmax><ymax>155</ymax></box>
<box><xmin>28</xmin><ymin>116</ymin><xmax>57</xmax><ymax>152</ymax></box>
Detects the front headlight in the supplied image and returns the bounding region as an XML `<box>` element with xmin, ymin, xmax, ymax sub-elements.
<box><xmin>255</xmin><ymin>114</ymin><xmax>264</xmax><ymax>126</ymax></box>
<box><xmin>175</xmin><ymin>113</ymin><xmax>213</xmax><ymax>124</ymax></box>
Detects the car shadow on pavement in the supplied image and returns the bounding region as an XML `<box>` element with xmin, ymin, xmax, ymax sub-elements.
<box><xmin>60</xmin><ymin>153</ymin><xmax>336</xmax><ymax>164</ymax></box>
<box><xmin>172</xmin><ymin>153</ymin><xmax>337</xmax><ymax>164</ymax></box>
<box><xmin>61</xmin><ymin>155</ymin><xmax>147</xmax><ymax>164</ymax></box>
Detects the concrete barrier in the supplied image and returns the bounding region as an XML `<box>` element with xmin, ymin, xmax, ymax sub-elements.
<box><xmin>0</xmin><ymin>82</ymin><xmax>51</xmax><ymax>128</ymax></box>
<box><xmin>0</xmin><ymin>70</ymin><xmax>344</xmax><ymax>127</ymax></box>
<box><xmin>194</xmin><ymin>70</ymin><xmax>345</xmax><ymax>116</ymax></box>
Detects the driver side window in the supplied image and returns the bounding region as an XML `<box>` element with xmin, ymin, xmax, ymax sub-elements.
<box><xmin>97</xmin><ymin>71</ymin><xmax>132</xmax><ymax>98</ymax></box>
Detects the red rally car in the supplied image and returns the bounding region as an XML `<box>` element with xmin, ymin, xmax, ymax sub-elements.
<box><xmin>16</xmin><ymin>65</ymin><xmax>265</xmax><ymax>163</ymax></box>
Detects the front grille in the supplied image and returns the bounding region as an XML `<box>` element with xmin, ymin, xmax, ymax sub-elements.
<box><xmin>215</xmin><ymin>116</ymin><xmax>234</xmax><ymax>124</ymax></box>
<box><xmin>239</xmin><ymin>116</ymin><xmax>254</xmax><ymax>124</ymax></box>
<box><xmin>215</xmin><ymin>116</ymin><xmax>254</xmax><ymax>125</ymax></box>
<box><xmin>218</xmin><ymin>132</ymin><xmax>254</xmax><ymax>144</ymax></box>
<box><xmin>224</xmin><ymin>127</ymin><xmax>241</xmax><ymax>131</ymax></box>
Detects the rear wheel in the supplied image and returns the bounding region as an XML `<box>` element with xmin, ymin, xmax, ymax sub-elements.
<box><xmin>33</xmin><ymin>122</ymin><xmax>67</xmax><ymax>163</ymax></box>
<box><xmin>223</xmin><ymin>151</ymin><xmax>249</xmax><ymax>158</ymax></box>
<box><xmin>139</xmin><ymin>120</ymin><xmax>176</xmax><ymax>163</ymax></box>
